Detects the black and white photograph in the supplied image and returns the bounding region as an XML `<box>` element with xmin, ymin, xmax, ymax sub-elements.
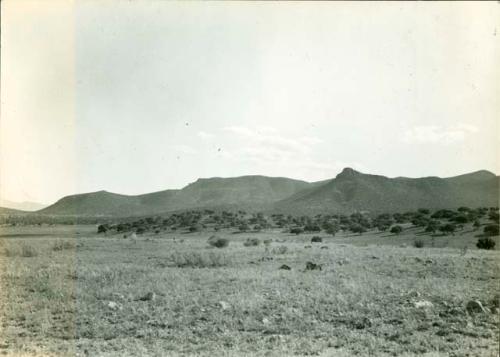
<box><xmin>0</xmin><ymin>1</ymin><xmax>499</xmax><ymax>356</ymax></box>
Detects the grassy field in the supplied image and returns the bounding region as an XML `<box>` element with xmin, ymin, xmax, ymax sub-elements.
<box><xmin>0</xmin><ymin>225</ymin><xmax>498</xmax><ymax>356</ymax></box>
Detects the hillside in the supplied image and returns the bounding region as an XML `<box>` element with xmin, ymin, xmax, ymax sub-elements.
<box><xmin>38</xmin><ymin>176</ymin><xmax>310</xmax><ymax>216</ymax></box>
<box><xmin>274</xmin><ymin>168</ymin><xmax>500</xmax><ymax>214</ymax></box>
<box><xmin>36</xmin><ymin>169</ymin><xmax>499</xmax><ymax>217</ymax></box>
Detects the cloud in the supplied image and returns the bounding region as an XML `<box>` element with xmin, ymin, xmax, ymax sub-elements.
<box><xmin>197</xmin><ymin>131</ymin><xmax>214</xmax><ymax>140</ymax></box>
<box><xmin>401</xmin><ymin>124</ymin><xmax>478</xmax><ymax>145</ymax></box>
<box><xmin>172</xmin><ymin>144</ymin><xmax>198</xmax><ymax>154</ymax></box>
<box><xmin>221</xmin><ymin>126</ymin><xmax>322</xmax><ymax>155</ymax></box>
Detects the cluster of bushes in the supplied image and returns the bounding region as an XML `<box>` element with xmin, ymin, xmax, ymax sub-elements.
<box><xmin>93</xmin><ymin>207</ymin><xmax>499</xmax><ymax>243</ymax></box>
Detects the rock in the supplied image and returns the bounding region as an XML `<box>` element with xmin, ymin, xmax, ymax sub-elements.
<box><xmin>337</xmin><ymin>258</ymin><xmax>350</xmax><ymax>265</ymax></box>
<box><xmin>138</xmin><ymin>292</ymin><xmax>156</xmax><ymax>302</ymax></box>
<box><xmin>279</xmin><ymin>264</ymin><xmax>291</xmax><ymax>270</ymax></box>
<box><xmin>408</xmin><ymin>291</ymin><xmax>421</xmax><ymax>298</ymax></box>
<box><xmin>466</xmin><ymin>300</ymin><xmax>486</xmax><ymax>314</ymax></box>
<box><xmin>320</xmin><ymin>246</ymin><xmax>329</xmax><ymax>250</ymax></box>
<box><xmin>305</xmin><ymin>261</ymin><xmax>322</xmax><ymax>271</ymax></box>
<box><xmin>218</xmin><ymin>301</ymin><xmax>231</xmax><ymax>311</ymax></box>
<box><xmin>414</xmin><ymin>300</ymin><xmax>434</xmax><ymax>309</ymax></box>
<box><xmin>262</xmin><ymin>317</ymin><xmax>270</xmax><ymax>325</ymax></box>
<box><xmin>304</xmin><ymin>245</ymin><xmax>312</xmax><ymax>249</ymax></box>
<box><xmin>107</xmin><ymin>301</ymin><xmax>121</xmax><ymax>310</ymax></box>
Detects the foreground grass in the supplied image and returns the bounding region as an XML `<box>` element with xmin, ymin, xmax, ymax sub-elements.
<box><xmin>0</xmin><ymin>228</ymin><xmax>498</xmax><ymax>356</ymax></box>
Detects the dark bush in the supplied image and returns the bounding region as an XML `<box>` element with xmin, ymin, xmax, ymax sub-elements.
<box><xmin>484</xmin><ymin>224</ymin><xmax>499</xmax><ymax>236</ymax></box>
<box><xmin>477</xmin><ymin>237</ymin><xmax>495</xmax><ymax>250</ymax></box>
<box><xmin>414</xmin><ymin>239</ymin><xmax>424</xmax><ymax>248</ymax></box>
<box><xmin>208</xmin><ymin>236</ymin><xmax>229</xmax><ymax>248</ymax></box>
<box><xmin>97</xmin><ymin>224</ymin><xmax>108</xmax><ymax>234</ymax></box>
<box><xmin>290</xmin><ymin>227</ymin><xmax>303</xmax><ymax>235</ymax></box>
<box><xmin>311</xmin><ymin>236</ymin><xmax>323</xmax><ymax>243</ymax></box>
<box><xmin>390</xmin><ymin>225</ymin><xmax>403</xmax><ymax>235</ymax></box>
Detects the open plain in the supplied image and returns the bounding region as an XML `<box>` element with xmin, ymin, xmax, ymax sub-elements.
<box><xmin>1</xmin><ymin>225</ymin><xmax>498</xmax><ymax>357</ymax></box>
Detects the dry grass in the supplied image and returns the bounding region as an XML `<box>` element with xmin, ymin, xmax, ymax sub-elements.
<box><xmin>0</xmin><ymin>227</ymin><xmax>498</xmax><ymax>356</ymax></box>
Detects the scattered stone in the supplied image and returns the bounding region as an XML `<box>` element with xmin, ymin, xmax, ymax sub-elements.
<box><xmin>218</xmin><ymin>301</ymin><xmax>231</xmax><ymax>311</ymax></box>
<box><xmin>262</xmin><ymin>317</ymin><xmax>271</xmax><ymax>325</ymax></box>
<box><xmin>137</xmin><ymin>292</ymin><xmax>156</xmax><ymax>302</ymax></box>
<box><xmin>337</xmin><ymin>258</ymin><xmax>350</xmax><ymax>265</ymax></box>
<box><xmin>414</xmin><ymin>300</ymin><xmax>434</xmax><ymax>309</ymax></box>
<box><xmin>279</xmin><ymin>264</ymin><xmax>291</xmax><ymax>270</ymax></box>
<box><xmin>305</xmin><ymin>261</ymin><xmax>322</xmax><ymax>271</ymax></box>
<box><xmin>371</xmin><ymin>255</ymin><xmax>379</xmax><ymax>260</ymax></box>
<box><xmin>320</xmin><ymin>246</ymin><xmax>329</xmax><ymax>249</ymax></box>
<box><xmin>425</xmin><ymin>259</ymin><xmax>434</xmax><ymax>265</ymax></box>
<box><xmin>107</xmin><ymin>301</ymin><xmax>121</xmax><ymax>310</ymax></box>
<box><xmin>304</xmin><ymin>245</ymin><xmax>312</xmax><ymax>249</ymax></box>
<box><xmin>408</xmin><ymin>291</ymin><xmax>421</xmax><ymax>298</ymax></box>
<box><xmin>311</xmin><ymin>236</ymin><xmax>323</xmax><ymax>243</ymax></box>
<box><xmin>466</xmin><ymin>300</ymin><xmax>486</xmax><ymax>314</ymax></box>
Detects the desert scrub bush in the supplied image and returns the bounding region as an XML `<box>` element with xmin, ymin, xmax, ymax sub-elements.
<box><xmin>21</xmin><ymin>244</ymin><xmax>38</xmax><ymax>257</ymax></box>
<box><xmin>290</xmin><ymin>227</ymin><xmax>303</xmax><ymax>235</ymax></box>
<box><xmin>271</xmin><ymin>245</ymin><xmax>288</xmax><ymax>255</ymax></box>
<box><xmin>171</xmin><ymin>251</ymin><xmax>230</xmax><ymax>268</ymax></box>
<box><xmin>52</xmin><ymin>239</ymin><xmax>75</xmax><ymax>251</ymax></box>
<box><xmin>476</xmin><ymin>237</ymin><xmax>496</xmax><ymax>250</ymax></box>
<box><xmin>243</xmin><ymin>238</ymin><xmax>261</xmax><ymax>247</ymax></box>
<box><xmin>413</xmin><ymin>239</ymin><xmax>424</xmax><ymax>248</ymax></box>
<box><xmin>208</xmin><ymin>235</ymin><xmax>229</xmax><ymax>248</ymax></box>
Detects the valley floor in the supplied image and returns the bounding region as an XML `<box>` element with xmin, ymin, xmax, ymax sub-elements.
<box><xmin>0</xmin><ymin>227</ymin><xmax>498</xmax><ymax>356</ymax></box>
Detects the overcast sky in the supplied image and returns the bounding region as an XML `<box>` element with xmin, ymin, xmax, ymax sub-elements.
<box><xmin>1</xmin><ymin>1</ymin><xmax>499</xmax><ymax>205</ymax></box>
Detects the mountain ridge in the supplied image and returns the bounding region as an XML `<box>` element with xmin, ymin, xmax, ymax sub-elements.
<box><xmin>5</xmin><ymin>170</ymin><xmax>499</xmax><ymax>217</ymax></box>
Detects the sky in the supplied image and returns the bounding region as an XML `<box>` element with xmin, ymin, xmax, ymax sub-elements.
<box><xmin>1</xmin><ymin>1</ymin><xmax>499</xmax><ymax>205</ymax></box>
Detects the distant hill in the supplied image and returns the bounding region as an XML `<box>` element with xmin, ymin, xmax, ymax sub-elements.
<box><xmin>38</xmin><ymin>176</ymin><xmax>310</xmax><ymax>216</ymax></box>
<box><xmin>36</xmin><ymin>169</ymin><xmax>499</xmax><ymax>217</ymax></box>
<box><xmin>0</xmin><ymin>207</ymin><xmax>29</xmax><ymax>215</ymax></box>
<box><xmin>0</xmin><ymin>199</ymin><xmax>47</xmax><ymax>211</ymax></box>
<box><xmin>274</xmin><ymin>168</ymin><xmax>500</xmax><ymax>214</ymax></box>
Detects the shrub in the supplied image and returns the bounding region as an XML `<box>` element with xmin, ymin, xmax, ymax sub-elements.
<box><xmin>414</xmin><ymin>239</ymin><xmax>424</xmax><ymax>248</ymax></box>
<box><xmin>243</xmin><ymin>238</ymin><xmax>261</xmax><ymax>247</ymax></box>
<box><xmin>349</xmin><ymin>223</ymin><xmax>366</xmax><ymax>235</ymax></box>
<box><xmin>52</xmin><ymin>240</ymin><xmax>75</xmax><ymax>251</ymax></box>
<box><xmin>171</xmin><ymin>251</ymin><xmax>230</xmax><ymax>268</ymax></box>
<box><xmin>208</xmin><ymin>236</ymin><xmax>229</xmax><ymax>248</ymax></box>
<box><xmin>290</xmin><ymin>227</ymin><xmax>303</xmax><ymax>235</ymax></box>
<box><xmin>438</xmin><ymin>223</ymin><xmax>456</xmax><ymax>236</ymax></box>
<box><xmin>97</xmin><ymin>224</ymin><xmax>108</xmax><ymax>234</ymax></box>
<box><xmin>483</xmin><ymin>224</ymin><xmax>499</xmax><ymax>236</ymax></box>
<box><xmin>311</xmin><ymin>236</ymin><xmax>322</xmax><ymax>243</ymax></box>
<box><xmin>21</xmin><ymin>244</ymin><xmax>38</xmax><ymax>257</ymax></box>
<box><xmin>477</xmin><ymin>237</ymin><xmax>496</xmax><ymax>250</ymax></box>
<box><xmin>390</xmin><ymin>225</ymin><xmax>403</xmax><ymax>235</ymax></box>
<box><xmin>189</xmin><ymin>225</ymin><xmax>200</xmax><ymax>233</ymax></box>
<box><xmin>136</xmin><ymin>227</ymin><xmax>146</xmax><ymax>234</ymax></box>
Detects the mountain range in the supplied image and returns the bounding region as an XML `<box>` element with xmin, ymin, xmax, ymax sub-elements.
<box><xmin>3</xmin><ymin>168</ymin><xmax>499</xmax><ymax>217</ymax></box>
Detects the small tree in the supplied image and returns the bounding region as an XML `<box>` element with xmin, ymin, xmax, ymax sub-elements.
<box><xmin>477</xmin><ymin>237</ymin><xmax>495</xmax><ymax>250</ymax></box>
<box><xmin>484</xmin><ymin>224</ymin><xmax>499</xmax><ymax>236</ymax></box>
<box><xmin>390</xmin><ymin>225</ymin><xmax>403</xmax><ymax>235</ymax></box>
<box><xmin>349</xmin><ymin>223</ymin><xmax>366</xmax><ymax>235</ymax></box>
<box><xmin>97</xmin><ymin>224</ymin><xmax>108</xmax><ymax>234</ymax></box>
<box><xmin>439</xmin><ymin>223</ymin><xmax>456</xmax><ymax>236</ymax></box>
